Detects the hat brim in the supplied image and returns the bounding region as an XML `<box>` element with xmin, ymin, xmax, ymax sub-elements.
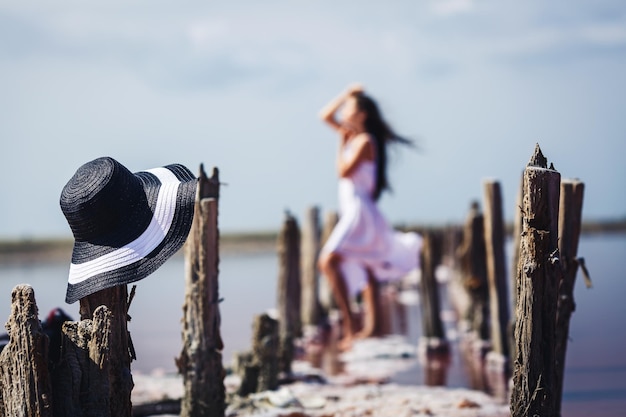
<box><xmin>65</xmin><ymin>164</ymin><xmax>197</xmax><ymax>304</ymax></box>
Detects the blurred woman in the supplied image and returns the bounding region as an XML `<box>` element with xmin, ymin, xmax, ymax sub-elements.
<box><xmin>318</xmin><ymin>84</ymin><xmax>422</xmax><ymax>351</ymax></box>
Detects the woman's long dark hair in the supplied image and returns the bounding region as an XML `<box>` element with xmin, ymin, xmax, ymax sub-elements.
<box><xmin>352</xmin><ymin>91</ymin><xmax>413</xmax><ymax>201</ymax></box>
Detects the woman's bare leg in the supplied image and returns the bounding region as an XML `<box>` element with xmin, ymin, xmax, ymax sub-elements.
<box><xmin>355</xmin><ymin>270</ymin><xmax>381</xmax><ymax>340</ymax></box>
<box><xmin>319</xmin><ymin>252</ymin><xmax>355</xmax><ymax>351</ymax></box>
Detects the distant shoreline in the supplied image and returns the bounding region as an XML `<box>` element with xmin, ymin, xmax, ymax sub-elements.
<box><xmin>0</xmin><ymin>231</ymin><xmax>279</xmax><ymax>264</ymax></box>
<box><xmin>1</xmin><ymin>219</ymin><xmax>624</xmax><ymax>264</ymax></box>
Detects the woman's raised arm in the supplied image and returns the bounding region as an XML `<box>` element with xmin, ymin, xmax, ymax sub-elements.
<box><xmin>318</xmin><ymin>83</ymin><xmax>364</xmax><ymax>132</ymax></box>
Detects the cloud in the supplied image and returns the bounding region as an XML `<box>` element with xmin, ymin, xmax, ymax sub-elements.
<box><xmin>580</xmin><ymin>23</ymin><xmax>626</xmax><ymax>46</ymax></box>
<box><xmin>430</xmin><ymin>0</ymin><xmax>475</xmax><ymax>17</ymax></box>
<box><xmin>186</xmin><ymin>18</ymin><xmax>231</xmax><ymax>51</ymax></box>
<box><xmin>485</xmin><ymin>20</ymin><xmax>626</xmax><ymax>68</ymax></box>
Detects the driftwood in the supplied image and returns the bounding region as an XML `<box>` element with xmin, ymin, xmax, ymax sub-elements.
<box><xmin>276</xmin><ymin>212</ymin><xmax>301</xmax><ymax>375</ymax></box>
<box><xmin>511</xmin><ymin>144</ymin><xmax>561</xmax><ymax>417</ymax></box>
<box><xmin>0</xmin><ymin>285</ymin><xmax>53</xmax><ymax>417</ymax></box>
<box><xmin>177</xmin><ymin>165</ymin><xmax>225</xmax><ymax>417</ymax></box>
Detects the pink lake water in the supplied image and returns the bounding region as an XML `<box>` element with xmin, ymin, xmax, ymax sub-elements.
<box><xmin>0</xmin><ymin>233</ymin><xmax>624</xmax><ymax>416</ymax></box>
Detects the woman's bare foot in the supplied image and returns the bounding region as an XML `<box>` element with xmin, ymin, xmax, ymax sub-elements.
<box><xmin>337</xmin><ymin>335</ymin><xmax>354</xmax><ymax>352</ymax></box>
<box><xmin>354</xmin><ymin>325</ymin><xmax>377</xmax><ymax>340</ymax></box>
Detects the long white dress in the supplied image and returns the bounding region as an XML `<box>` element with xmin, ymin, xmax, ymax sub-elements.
<box><xmin>321</xmin><ymin>137</ymin><xmax>423</xmax><ymax>297</ymax></box>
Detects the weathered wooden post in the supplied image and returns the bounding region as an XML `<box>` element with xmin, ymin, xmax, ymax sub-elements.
<box><xmin>483</xmin><ymin>180</ymin><xmax>511</xmax><ymax>402</ymax></box>
<box><xmin>300</xmin><ymin>206</ymin><xmax>321</xmax><ymax>328</ymax></box>
<box><xmin>419</xmin><ymin>230</ymin><xmax>451</xmax><ymax>387</ymax></box>
<box><xmin>418</xmin><ymin>230</ymin><xmax>448</xmax><ymax>352</ymax></box>
<box><xmin>483</xmin><ymin>180</ymin><xmax>510</xmax><ymax>361</ymax></box>
<box><xmin>0</xmin><ymin>285</ymin><xmax>53</xmax><ymax>417</ymax></box>
<box><xmin>235</xmin><ymin>313</ymin><xmax>280</xmax><ymax>396</ymax></box>
<box><xmin>177</xmin><ymin>165</ymin><xmax>225</xmax><ymax>417</ymax></box>
<box><xmin>442</xmin><ymin>224</ymin><xmax>463</xmax><ymax>270</ymax></box>
<box><xmin>79</xmin><ymin>285</ymin><xmax>132</xmax><ymax>417</ymax></box>
<box><xmin>54</xmin><ymin>304</ymin><xmax>113</xmax><ymax>417</ymax></box>
<box><xmin>508</xmin><ymin>173</ymin><xmax>524</xmax><ymax>367</ymax></box>
<box><xmin>511</xmin><ymin>144</ymin><xmax>561</xmax><ymax>417</ymax></box>
<box><xmin>457</xmin><ymin>201</ymin><xmax>489</xmax><ymax>341</ymax></box>
<box><xmin>554</xmin><ymin>179</ymin><xmax>585</xmax><ymax>416</ymax></box>
<box><xmin>319</xmin><ymin>210</ymin><xmax>339</xmax><ymax>314</ymax></box>
<box><xmin>277</xmin><ymin>212</ymin><xmax>301</xmax><ymax>375</ymax></box>
<box><xmin>252</xmin><ymin>313</ymin><xmax>280</xmax><ymax>392</ymax></box>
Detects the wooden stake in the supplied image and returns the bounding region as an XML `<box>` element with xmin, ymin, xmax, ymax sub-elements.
<box><xmin>79</xmin><ymin>284</ymin><xmax>132</xmax><ymax>417</ymax></box>
<box><xmin>554</xmin><ymin>179</ymin><xmax>585</xmax><ymax>416</ymax></box>
<box><xmin>252</xmin><ymin>313</ymin><xmax>279</xmax><ymax>392</ymax></box>
<box><xmin>483</xmin><ymin>180</ymin><xmax>510</xmax><ymax>359</ymax></box>
<box><xmin>508</xmin><ymin>172</ymin><xmax>524</xmax><ymax>366</ymax></box>
<box><xmin>300</xmin><ymin>206</ymin><xmax>321</xmax><ymax>327</ymax></box>
<box><xmin>511</xmin><ymin>144</ymin><xmax>561</xmax><ymax>417</ymax></box>
<box><xmin>54</xmin><ymin>304</ymin><xmax>113</xmax><ymax>417</ymax></box>
<box><xmin>319</xmin><ymin>211</ymin><xmax>339</xmax><ymax>313</ymax></box>
<box><xmin>418</xmin><ymin>230</ymin><xmax>447</xmax><ymax>347</ymax></box>
<box><xmin>0</xmin><ymin>285</ymin><xmax>53</xmax><ymax>417</ymax></box>
<box><xmin>178</xmin><ymin>165</ymin><xmax>225</xmax><ymax>417</ymax></box>
<box><xmin>276</xmin><ymin>212</ymin><xmax>301</xmax><ymax>375</ymax></box>
<box><xmin>457</xmin><ymin>201</ymin><xmax>489</xmax><ymax>340</ymax></box>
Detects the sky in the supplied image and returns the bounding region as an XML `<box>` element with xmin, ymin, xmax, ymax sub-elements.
<box><xmin>1</xmin><ymin>0</ymin><xmax>625</xmax><ymax>240</ymax></box>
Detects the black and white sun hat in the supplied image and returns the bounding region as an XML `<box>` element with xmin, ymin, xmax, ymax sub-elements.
<box><xmin>60</xmin><ymin>157</ymin><xmax>198</xmax><ymax>304</ymax></box>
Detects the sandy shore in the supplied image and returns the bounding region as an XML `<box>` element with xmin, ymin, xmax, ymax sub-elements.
<box><xmin>132</xmin><ymin>372</ymin><xmax>511</xmax><ymax>417</ymax></box>
<box><xmin>131</xmin><ymin>335</ymin><xmax>511</xmax><ymax>417</ymax></box>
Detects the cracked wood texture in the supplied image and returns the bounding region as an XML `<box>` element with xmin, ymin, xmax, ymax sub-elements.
<box><xmin>52</xmin><ymin>305</ymin><xmax>112</xmax><ymax>417</ymax></box>
<box><xmin>511</xmin><ymin>144</ymin><xmax>561</xmax><ymax>417</ymax></box>
<box><xmin>178</xmin><ymin>165</ymin><xmax>225</xmax><ymax>417</ymax></box>
<box><xmin>0</xmin><ymin>285</ymin><xmax>53</xmax><ymax>417</ymax></box>
<box><xmin>78</xmin><ymin>285</ymin><xmax>132</xmax><ymax>417</ymax></box>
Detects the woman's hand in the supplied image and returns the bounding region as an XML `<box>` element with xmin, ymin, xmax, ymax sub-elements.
<box><xmin>319</xmin><ymin>83</ymin><xmax>365</xmax><ymax>132</ymax></box>
<box><xmin>346</xmin><ymin>83</ymin><xmax>364</xmax><ymax>95</ymax></box>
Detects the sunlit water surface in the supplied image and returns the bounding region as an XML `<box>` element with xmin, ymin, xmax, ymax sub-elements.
<box><xmin>0</xmin><ymin>234</ymin><xmax>624</xmax><ymax>415</ymax></box>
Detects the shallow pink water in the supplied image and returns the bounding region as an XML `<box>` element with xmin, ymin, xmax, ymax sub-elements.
<box><xmin>0</xmin><ymin>234</ymin><xmax>624</xmax><ymax>415</ymax></box>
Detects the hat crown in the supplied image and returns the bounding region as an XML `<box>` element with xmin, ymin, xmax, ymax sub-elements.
<box><xmin>60</xmin><ymin>157</ymin><xmax>150</xmax><ymax>243</ymax></box>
